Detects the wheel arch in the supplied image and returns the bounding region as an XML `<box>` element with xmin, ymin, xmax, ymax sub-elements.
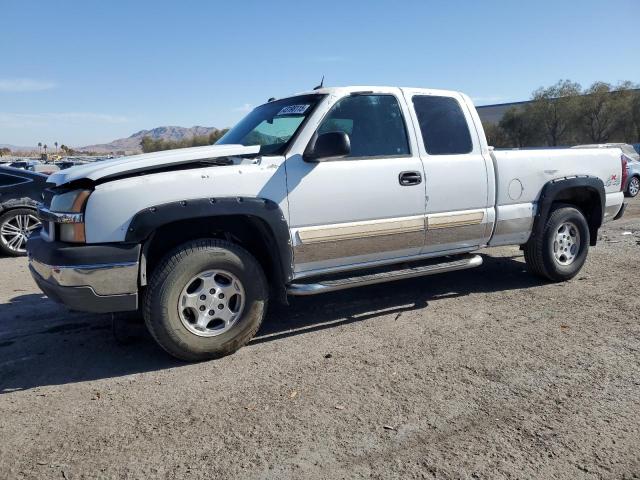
<box><xmin>531</xmin><ymin>177</ymin><xmax>605</xmax><ymax>247</ymax></box>
<box><xmin>0</xmin><ymin>198</ymin><xmax>39</xmax><ymax>215</ymax></box>
<box><xmin>127</xmin><ymin>197</ymin><xmax>293</xmax><ymax>303</ymax></box>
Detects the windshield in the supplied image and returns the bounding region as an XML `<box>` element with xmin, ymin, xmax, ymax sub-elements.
<box><xmin>217</xmin><ymin>94</ymin><xmax>324</xmax><ymax>155</ymax></box>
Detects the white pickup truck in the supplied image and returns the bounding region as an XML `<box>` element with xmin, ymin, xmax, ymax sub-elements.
<box><xmin>27</xmin><ymin>86</ymin><xmax>628</xmax><ymax>360</ymax></box>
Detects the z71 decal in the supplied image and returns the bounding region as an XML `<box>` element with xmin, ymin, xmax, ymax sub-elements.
<box><xmin>605</xmin><ymin>174</ymin><xmax>621</xmax><ymax>187</ymax></box>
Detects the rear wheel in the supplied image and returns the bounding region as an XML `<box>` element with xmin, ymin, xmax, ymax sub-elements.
<box><xmin>143</xmin><ymin>238</ymin><xmax>268</xmax><ymax>361</ymax></box>
<box><xmin>0</xmin><ymin>208</ymin><xmax>40</xmax><ymax>257</ymax></box>
<box><xmin>524</xmin><ymin>205</ymin><xmax>590</xmax><ymax>281</ymax></box>
<box><xmin>627</xmin><ymin>176</ymin><xmax>639</xmax><ymax>197</ymax></box>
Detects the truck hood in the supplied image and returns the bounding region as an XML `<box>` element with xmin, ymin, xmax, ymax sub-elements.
<box><xmin>47</xmin><ymin>144</ymin><xmax>260</xmax><ymax>186</ymax></box>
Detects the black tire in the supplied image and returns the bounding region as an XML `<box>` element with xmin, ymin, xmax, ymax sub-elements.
<box><xmin>626</xmin><ymin>176</ymin><xmax>640</xmax><ymax>198</ymax></box>
<box><xmin>0</xmin><ymin>208</ymin><xmax>40</xmax><ymax>257</ymax></box>
<box><xmin>523</xmin><ymin>205</ymin><xmax>590</xmax><ymax>282</ymax></box>
<box><xmin>143</xmin><ymin>239</ymin><xmax>268</xmax><ymax>361</ymax></box>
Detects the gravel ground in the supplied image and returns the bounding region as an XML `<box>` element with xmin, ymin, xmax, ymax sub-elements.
<box><xmin>0</xmin><ymin>198</ymin><xmax>639</xmax><ymax>480</ymax></box>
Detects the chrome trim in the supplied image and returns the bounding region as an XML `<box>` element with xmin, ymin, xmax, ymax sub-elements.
<box><xmin>425</xmin><ymin>222</ymin><xmax>486</xmax><ymax>247</ymax></box>
<box><xmin>426</xmin><ymin>210</ymin><xmax>484</xmax><ymax>229</ymax></box>
<box><xmin>37</xmin><ymin>205</ymin><xmax>84</xmax><ymax>224</ymax></box>
<box><xmin>29</xmin><ymin>258</ymin><xmax>138</xmax><ymax>296</ymax></box>
<box><xmin>294</xmin><ymin>229</ymin><xmax>424</xmax><ymax>264</ymax></box>
<box><xmin>493</xmin><ymin>217</ymin><xmax>534</xmax><ymax>236</ymax></box>
<box><xmin>288</xmin><ymin>254</ymin><xmax>483</xmax><ymax>295</ymax></box>
<box><xmin>297</xmin><ymin>215</ymin><xmax>425</xmax><ymax>244</ymax></box>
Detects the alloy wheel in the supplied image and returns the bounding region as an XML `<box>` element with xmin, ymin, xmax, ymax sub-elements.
<box><xmin>552</xmin><ymin>221</ymin><xmax>580</xmax><ymax>266</ymax></box>
<box><xmin>0</xmin><ymin>213</ymin><xmax>40</xmax><ymax>253</ymax></box>
<box><xmin>177</xmin><ymin>269</ymin><xmax>245</xmax><ymax>337</ymax></box>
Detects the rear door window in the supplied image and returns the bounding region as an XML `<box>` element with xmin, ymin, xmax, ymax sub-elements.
<box><xmin>412</xmin><ymin>96</ymin><xmax>473</xmax><ymax>155</ymax></box>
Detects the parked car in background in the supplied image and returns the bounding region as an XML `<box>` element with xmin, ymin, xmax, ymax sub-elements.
<box><xmin>26</xmin><ymin>163</ymin><xmax>60</xmax><ymax>175</ymax></box>
<box><xmin>57</xmin><ymin>160</ymin><xmax>87</xmax><ymax>170</ymax></box>
<box><xmin>0</xmin><ymin>167</ymin><xmax>47</xmax><ymax>256</ymax></box>
<box><xmin>8</xmin><ymin>160</ymin><xmax>40</xmax><ymax>170</ymax></box>
<box><xmin>623</xmin><ymin>154</ymin><xmax>640</xmax><ymax>197</ymax></box>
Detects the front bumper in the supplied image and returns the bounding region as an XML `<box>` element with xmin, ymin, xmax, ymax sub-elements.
<box><xmin>27</xmin><ymin>236</ymin><xmax>140</xmax><ymax>313</ymax></box>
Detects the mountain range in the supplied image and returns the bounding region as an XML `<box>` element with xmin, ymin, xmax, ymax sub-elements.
<box><xmin>78</xmin><ymin>126</ymin><xmax>219</xmax><ymax>153</ymax></box>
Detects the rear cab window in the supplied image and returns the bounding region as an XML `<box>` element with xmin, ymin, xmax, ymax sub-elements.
<box><xmin>412</xmin><ymin>95</ymin><xmax>473</xmax><ymax>155</ymax></box>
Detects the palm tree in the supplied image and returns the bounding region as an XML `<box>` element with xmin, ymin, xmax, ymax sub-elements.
<box><xmin>54</xmin><ymin>141</ymin><xmax>58</xmax><ymax>153</ymax></box>
<box><xmin>37</xmin><ymin>142</ymin><xmax>42</xmax><ymax>154</ymax></box>
<box><xmin>43</xmin><ymin>144</ymin><xmax>48</xmax><ymax>155</ymax></box>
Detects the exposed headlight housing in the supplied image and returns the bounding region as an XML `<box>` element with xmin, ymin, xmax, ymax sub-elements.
<box><xmin>49</xmin><ymin>189</ymin><xmax>91</xmax><ymax>243</ymax></box>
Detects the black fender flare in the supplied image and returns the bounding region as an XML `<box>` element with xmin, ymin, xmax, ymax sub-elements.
<box><xmin>125</xmin><ymin>197</ymin><xmax>293</xmax><ymax>283</ymax></box>
<box><xmin>531</xmin><ymin>176</ymin><xmax>605</xmax><ymax>247</ymax></box>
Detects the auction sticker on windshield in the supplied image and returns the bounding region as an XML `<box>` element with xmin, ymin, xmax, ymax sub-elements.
<box><xmin>276</xmin><ymin>104</ymin><xmax>310</xmax><ymax>116</ymax></box>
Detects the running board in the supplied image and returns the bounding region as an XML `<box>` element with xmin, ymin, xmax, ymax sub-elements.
<box><xmin>287</xmin><ymin>254</ymin><xmax>483</xmax><ymax>296</ymax></box>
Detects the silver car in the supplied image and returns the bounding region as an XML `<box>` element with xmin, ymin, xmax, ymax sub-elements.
<box><xmin>624</xmin><ymin>154</ymin><xmax>640</xmax><ymax>197</ymax></box>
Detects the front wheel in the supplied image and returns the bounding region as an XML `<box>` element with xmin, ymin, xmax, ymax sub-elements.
<box><xmin>523</xmin><ymin>205</ymin><xmax>590</xmax><ymax>282</ymax></box>
<box><xmin>143</xmin><ymin>239</ymin><xmax>268</xmax><ymax>361</ymax></box>
<box><xmin>626</xmin><ymin>176</ymin><xmax>640</xmax><ymax>197</ymax></box>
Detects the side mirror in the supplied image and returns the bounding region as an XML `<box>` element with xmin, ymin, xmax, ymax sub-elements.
<box><xmin>304</xmin><ymin>131</ymin><xmax>351</xmax><ymax>162</ymax></box>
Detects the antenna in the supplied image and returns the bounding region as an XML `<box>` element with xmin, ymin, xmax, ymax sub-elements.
<box><xmin>313</xmin><ymin>75</ymin><xmax>325</xmax><ymax>90</ymax></box>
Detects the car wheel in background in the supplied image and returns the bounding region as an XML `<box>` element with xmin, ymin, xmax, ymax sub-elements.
<box><xmin>626</xmin><ymin>176</ymin><xmax>640</xmax><ymax>197</ymax></box>
<box><xmin>0</xmin><ymin>208</ymin><xmax>41</xmax><ymax>257</ymax></box>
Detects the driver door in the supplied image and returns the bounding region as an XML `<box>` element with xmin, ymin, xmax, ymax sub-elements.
<box><xmin>285</xmin><ymin>90</ymin><xmax>427</xmax><ymax>275</ymax></box>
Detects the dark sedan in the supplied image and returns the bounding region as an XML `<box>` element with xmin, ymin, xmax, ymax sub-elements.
<box><xmin>0</xmin><ymin>167</ymin><xmax>48</xmax><ymax>256</ymax></box>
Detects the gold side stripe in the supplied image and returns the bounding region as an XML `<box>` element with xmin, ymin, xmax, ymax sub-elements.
<box><xmin>298</xmin><ymin>215</ymin><xmax>425</xmax><ymax>244</ymax></box>
<box><xmin>297</xmin><ymin>210</ymin><xmax>485</xmax><ymax>244</ymax></box>
<box><xmin>427</xmin><ymin>211</ymin><xmax>485</xmax><ymax>230</ymax></box>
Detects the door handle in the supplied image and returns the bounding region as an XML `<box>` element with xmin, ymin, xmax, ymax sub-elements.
<box><xmin>399</xmin><ymin>171</ymin><xmax>422</xmax><ymax>186</ymax></box>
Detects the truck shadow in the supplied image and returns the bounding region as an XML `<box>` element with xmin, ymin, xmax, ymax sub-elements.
<box><xmin>0</xmin><ymin>252</ymin><xmax>540</xmax><ymax>393</ymax></box>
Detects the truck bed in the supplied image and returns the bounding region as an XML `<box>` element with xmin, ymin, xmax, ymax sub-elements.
<box><xmin>488</xmin><ymin>147</ymin><xmax>625</xmax><ymax>246</ymax></box>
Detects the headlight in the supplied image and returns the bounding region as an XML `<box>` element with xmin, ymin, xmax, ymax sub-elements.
<box><xmin>50</xmin><ymin>189</ymin><xmax>91</xmax><ymax>243</ymax></box>
<box><xmin>50</xmin><ymin>189</ymin><xmax>91</xmax><ymax>213</ymax></box>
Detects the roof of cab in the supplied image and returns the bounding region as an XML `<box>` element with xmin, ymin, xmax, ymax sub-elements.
<box><xmin>288</xmin><ymin>85</ymin><xmax>464</xmax><ymax>99</ymax></box>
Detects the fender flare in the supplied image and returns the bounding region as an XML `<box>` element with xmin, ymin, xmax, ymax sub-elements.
<box><xmin>125</xmin><ymin>197</ymin><xmax>293</xmax><ymax>283</ymax></box>
<box><xmin>531</xmin><ymin>176</ymin><xmax>605</xmax><ymax>247</ymax></box>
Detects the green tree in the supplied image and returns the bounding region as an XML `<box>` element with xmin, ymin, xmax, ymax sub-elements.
<box><xmin>609</xmin><ymin>81</ymin><xmax>640</xmax><ymax>143</ymax></box>
<box><xmin>631</xmin><ymin>92</ymin><xmax>640</xmax><ymax>143</ymax></box>
<box><xmin>0</xmin><ymin>147</ymin><xmax>11</xmax><ymax>157</ymax></box>
<box><xmin>576</xmin><ymin>82</ymin><xmax>620</xmax><ymax>143</ymax></box>
<box><xmin>140</xmin><ymin>129</ymin><xmax>229</xmax><ymax>153</ymax></box>
<box><xmin>498</xmin><ymin>107</ymin><xmax>538</xmax><ymax>147</ymax></box>
<box><xmin>482</xmin><ymin>123</ymin><xmax>507</xmax><ymax>147</ymax></box>
<box><xmin>528</xmin><ymin>80</ymin><xmax>581</xmax><ymax>146</ymax></box>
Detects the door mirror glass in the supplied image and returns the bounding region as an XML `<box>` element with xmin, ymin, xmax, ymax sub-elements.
<box><xmin>303</xmin><ymin>131</ymin><xmax>351</xmax><ymax>162</ymax></box>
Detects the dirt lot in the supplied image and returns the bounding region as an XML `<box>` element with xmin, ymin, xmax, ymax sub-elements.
<box><xmin>0</xmin><ymin>198</ymin><xmax>639</xmax><ymax>480</ymax></box>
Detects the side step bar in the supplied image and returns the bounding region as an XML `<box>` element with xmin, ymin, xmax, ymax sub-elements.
<box><xmin>287</xmin><ymin>254</ymin><xmax>483</xmax><ymax>296</ymax></box>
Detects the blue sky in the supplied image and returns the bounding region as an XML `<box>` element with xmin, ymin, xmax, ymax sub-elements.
<box><xmin>1</xmin><ymin>0</ymin><xmax>638</xmax><ymax>147</ymax></box>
